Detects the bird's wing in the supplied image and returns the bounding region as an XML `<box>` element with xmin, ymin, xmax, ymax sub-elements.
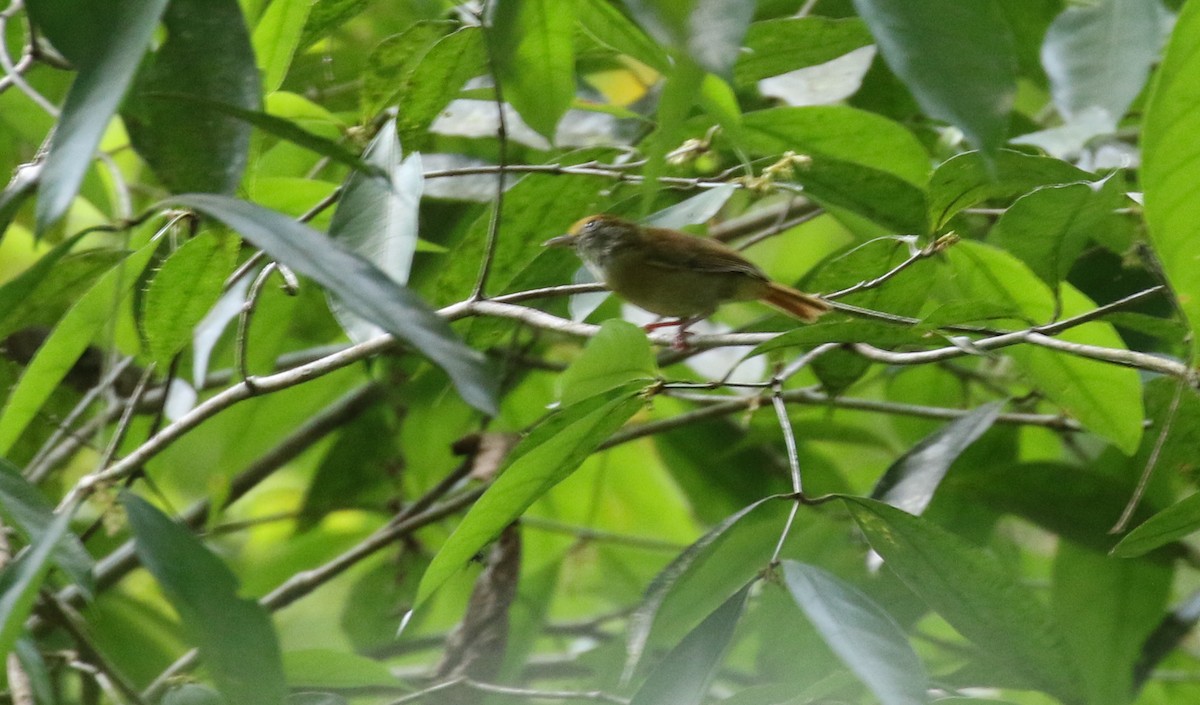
<box><xmin>641</xmin><ymin>227</ymin><xmax>768</xmax><ymax>279</ymax></box>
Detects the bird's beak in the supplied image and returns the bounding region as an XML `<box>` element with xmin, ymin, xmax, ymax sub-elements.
<box><xmin>542</xmin><ymin>234</ymin><xmax>575</xmax><ymax>248</ymax></box>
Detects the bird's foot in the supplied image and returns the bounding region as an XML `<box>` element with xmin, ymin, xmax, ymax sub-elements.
<box><xmin>642</xmin><ymin>318</ymin><xmax>698</xmax><ymax>351</ymax></box>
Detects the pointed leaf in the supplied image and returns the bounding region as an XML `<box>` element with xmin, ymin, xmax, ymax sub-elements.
<box><xmin>122</xmin><ymin>493</ymin><xmax>286</xmax><ymax>705</ymax></box>
<box><xmin>734</xmin><ymin>17</ymin><xmax>873</xmax><ymax>85</ymax></box>
<box><xmin>844</xmin><ymin>497</ymin><xmax>1084</xmax><ymax>703</ymax></box>
<box><xmin>167</xmin><ymin>193</ymin><xmax>497</xmax><ymax>415</ymax></box>
<box><xmin>781</xmin><ymin>561</ymin><xmax>928</xmax><ymax>705</ymax></box>
<box><xmin>928</xmin><ymin>150</ymin><xmax>1091</xmax><ymax>229</ymax></box>
<box><xmin>630</xmin><ymin>582</ymin><xmax>751</xmax><ymax>705</ymax></box>
<box><xmin>871</xmin><ymin>402</ymin><xmax>1003</xmax><ymax>516</ymax></box>
<box><xmin>559</xmin><ymin>320</ymin><xmax>656</xmax><ymax>406</ymax></box>
<box><xmin>29</xmin><ymin>0</ymin><xmax>172</xmax><ymax>230</ymax></box>
<box><xmin>251</xmin><ymin>0</ymin><xmax>311</xmax><ymax>93</ymax></box>
<box><xmin>414</xmin><ymin>382</ymin><xmax>646</xmax><ymax>606</ymax></box>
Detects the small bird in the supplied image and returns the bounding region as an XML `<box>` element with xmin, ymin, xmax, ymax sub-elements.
<box><xmin>544</xmin><ymin>214</ymin><xmax>830</xmax><ymax>348</ymax></box>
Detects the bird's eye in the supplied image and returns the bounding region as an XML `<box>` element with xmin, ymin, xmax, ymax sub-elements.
<box><xmin>583</xmin><ymin>219</ymin><xmax>598</xmax><ymax>231</ymax></box>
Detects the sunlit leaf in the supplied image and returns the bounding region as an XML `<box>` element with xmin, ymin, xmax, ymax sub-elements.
<box><xmin>143</xmin><ymin>232</ymin><xmax>241</xmax><ymax>366</ymax></box>
<box><xmin>491</xmin><ymin>0</ymin><xmax>576</xmax><ymax>141</ymax></box>
<box><xmin>559</xmin><ymin>320</ymin><xmax>656</xmax><ymax>406</ymax></box>
<box><xmin>251</xmin><ymin>0</ymin><xmax>311</xmax><ymax>93</ymax></box>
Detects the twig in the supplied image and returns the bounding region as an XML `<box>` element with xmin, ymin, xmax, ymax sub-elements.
<box><xmin>471</xmin><ymin>2</ymin><xmax>509</xmax><ymax>301</ymax></box>
<box><xmin>825</xmin><ymin>233</ymin><xmax>958</xmax><ymax>300</ymax></box>
<box><xmin>236</xmin><ymin>262</ymin><xmax>299</xmax><ymax>384</ymax></box>
<box><xmin>1112</xmin><ymin>378</ymin><xmax>1187</xmax><ymax>533</ymax></box>
<box><xmin>0</xmin><ymin>1</ymin><xmax>58</xmax><ymax>115</ymax></box>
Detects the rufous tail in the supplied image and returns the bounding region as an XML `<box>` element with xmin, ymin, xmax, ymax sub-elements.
<box><xmin>760</xmin><ymin>282</ymin><xmax>831</xmax><ymax>323</ymax></box>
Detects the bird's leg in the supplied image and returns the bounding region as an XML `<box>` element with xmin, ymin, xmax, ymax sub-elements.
<box><xmin>642</xmin><ymin>317</ymin><xmax>700</xmax><ymax>351</ymax></box>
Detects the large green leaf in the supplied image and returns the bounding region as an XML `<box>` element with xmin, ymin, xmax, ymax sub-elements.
<box><xmin>1051</xmin><ymin>542</ymin><xmax>1172</xmax><ymax>705</ymax></box>
<box><xmin>491</xmin><ymin>0</ymin><xmax>576</xmax><ymax>141</ymax></box>
<box><xmin>361</xmin><ymin>22</ymin><xmax>452</xmax><ymax>117</ymax></box>
<box><xmin>168</xmin><ymin>193</ymin><xmax>498</xmax><ymax>415</ymax></box>
<box><xmin>0</xmin><ymin>237</ymin><xmax>161</xmax><ymax>455</ymax></box>
<box><xmin>945</xmin><ymin>241</ymin><xmax>1144</xmax><ymax>454</ymax></box>
<box><xmin>413</xmin><ymin>382</ymin><xmax>646</xmax><ymax>606</ymax></box>
<box><xmin>781</xmin><ymin>561</ymin><xmax>928</xmax><ymax>705</ymax></box>
<box><xmin>122</xmin><ymin>493</ymin><xmax>287</xmax><ymax>705</ymax></box>
<box><xmin>844</xmin><ymin>498</ymin><xmax>1084</xmax><ymax>702</ymax></box>
<box><xmin>852</xmin><ymin>0</ymin><xmax>1016</xmax><ymax>154</ymax></box>
<box><xmin>122</xmin><ymin>0</ymin><xmax>260</xmax><ymax>194</ymax></box>
<box><xmin>1142</xmin><ymin>0</ymin><xmax>1200</xmax><ymax>364</ymax></box>
<box><xmin>394</xmin><ymin>27</ymin><xmax>487</xmax><ymax>148</ymax></box>
<box><xmin>251</xmin><ymin>0</ymin><xmax>312</xmax><ymax>93</ymax></box>
<box><xmin>28</xmin><ymin>0</ymin><xmax>172</xmax><ymax>231</ymax></box>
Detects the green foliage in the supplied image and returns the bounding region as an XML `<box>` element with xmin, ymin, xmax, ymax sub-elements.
<box><xmin>0</xmin><ymin>2</ymin><xmax>1196</xmax><ymax>704</ymax></box>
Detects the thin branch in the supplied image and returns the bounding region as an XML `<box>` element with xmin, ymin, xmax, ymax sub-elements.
<box><xmin>471</xmin><ymin>3</ymin><xmax>509</xmax><ymax>301</ymax></box>
<box><xmin>825</xmin><ymin>233</ymin><xmax>958</xmax><ymax>300</ymax></box>
<box><xmin>1112</xmin><ymin>377</ymin><xmax>1186</xmax><ymax>533</ymax></box>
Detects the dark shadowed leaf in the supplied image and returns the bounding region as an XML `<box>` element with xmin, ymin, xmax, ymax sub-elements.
<box><xmin>168</xmin><ymin>193</ymin><xmax>498</xmax><ymax>415</ymax></box>
<box><xmin>852</xmin><ymin>0</ymin><xmax>1015</xmax><ymax>154</ymax></box>
<box><xmin>871</xmin><ymin>402</ymin><xmax>1003</xmax><ymax>515</ymax></box>
<box><xmin>122</xmin><ymin>0</ymin><xmax>259</xmax><ymax>194</ymax></box>
<box><xmin>781</xmin><ymin>561</ymin><xmax>928</xmax><ymax>705</ymax></box>
<box><xmin>844</xmin><ymin>497</ymin><xmax>1084</xmax><ymax>703</ymax></box>
<box><xmin>0</xmin><ymin>503</ymin><xmax>74</xmax><ymax>661</ymax></box>
<box><xmin>0</xmin><ymin>459</ymin><xmax>93</xmax><ymax>596</ymax></box>
<box><xmin>29</xmin><ymin>0</ymin><xmax>171</xmax><ymax>231</ymax></box>
<box><xmin>122</xmin><ymin>493</ymin><xmax>286</xmax><ymax>705</ymax></box>
<box><xmin>630</xmin><ymin>582</ymin><xmax>752</xmax><ymax>705</ymax></box>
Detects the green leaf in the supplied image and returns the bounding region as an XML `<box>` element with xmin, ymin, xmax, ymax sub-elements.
<box><xmin>251</xmin><ymin>0</ymin><xmax>312</xmax><ymax>93</ymax></box>
<box><xmin>643</xmin><ymin>183</ymin><xmax>736</xmax><ymax>229</ymax></box>
<box><xmin>0</xmin><ymin>459</ymin><xmax>94</xmax><ymax>597</ymax></box>
<box><xmin>843</xmin><ymin>497</ymin><xmax>1084</xmax><ymax>703</ymax></box>
<box><xmin>328</xmin><ymin>120</ymin><xmax>424</xmax><ymax>343</ymax></box>
<box><xmin>413</xmin><ymin>382</ymin><xmax>646</xmax><ymax>606</ymax></box>
<box><xmin>0</xmin><ymin>503</ymin><xmax>74</xmax><ymax>665</ymax></box>
<box><xmin>0</xmin><ymin>229</ymin><xmax>92</xmax><ymax>339</ymax></box>
<box><xmin>626</xmin><ymin>495</ymin><xmax>789</xmax><ymax>679</ymax></box>
<box><xmin>871</xmin><ymin>402</ymin><xmax>1003</xmax><ymax>516</ymax></box>
<box><xmin>945</xmin><ymin>241</ymin><xmax>1144</xmax><ymax>453</ymax></box>
<box><xmin>0</xmin><ymin>237</ymin><xmax>161</xmax><ymax>455</ymax></box>
<box><xmin>168</xmin><ymin>193</ymin><xmax>498</xmax><ymax>415</ymax></box>
<box><xmin>928</xmin><ymin>150</ymin><xmax>1091</xmax><ymax>230</ymax></box>
<box><xmin>30</xmin><ymin>0</ymin><xmax>172</xmax><ymax>231</ymax></box>
<box><xmin>559</xmin><ymin>320</ymin><xmax>656</xmax><ymax>406</ymax></box>
<box><xmin>361</xmin><ymin>22</ymin><xmax>452</xmax><ymax>117</ymax></box>
<box><xmin>852</xmin><ymin>0</ymin><xmax>1016</xmax><ymax>154</ymax></box>
<box><xmin>143</xmin><ymin>233</ymin><xmax>241</xmax><ymax>366</ymax></box>
<box><xmin>1042</xmin><ymin>0</ymin><xmax>1166</xmax><ymax>122</ymax></box>
<box><xmin>734</xmin><ymin>17</ymin><xmax>873</xmax><ymax>85</ymax></box>
<box><xmin>122</xmin><ymin>0</ymin><xmax>260</xmax><ymax>194</ymax></box>
<box><xmin>394</xmin><ymin>27</ymin><xmax>487</xmax><ymax>148</ymax></box>
<box><xmin>1142</xmin><ymin>0</ymin><xmax>1200</xmax><ymax>365</ymax></box>
<box><xmin>737</xmin><ymin>106</ymin><xmax>929</xmax><ymax>187</ymax></box>
<box><xmin>1051</xmin><ymin>542</ymin><xmax>1172</xmax><ymax>705</ymax></box>
<box><xmin>123</xmin><ymin>493</ymin><xmax>286</xmax><ymax>705</ymax></box>
<box><xmin>988</xmin><ymin>180</ymin><xmax>1121</xmax><ymax>292</ymax></box>
<box><xmin>780</xmin><ymin>561</ymin><xmax>928</xmax><ymax>705</ymax></box>
<box><xmin>491</xmin><ymin>0</ymin><xmax>576</xmax><ymax>141</ymax></box>
<box><xmin>282</xmin><ymin>649</ymin><xmax>400</xmax><ymax>688</ymax></box>
<box><xmin>630</xmin><ymin>582</ymin><xmax>751</xmax><ymax>705</ymax></box>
